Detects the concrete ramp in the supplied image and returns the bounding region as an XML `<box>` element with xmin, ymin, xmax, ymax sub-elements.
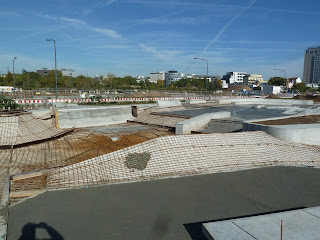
<box><xmin>176</xmin><ymin>111</ymin><xmax>231</xmax><ymax>134</ymax></box>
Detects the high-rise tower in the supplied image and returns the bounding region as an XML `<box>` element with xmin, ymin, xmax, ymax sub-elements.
<box><xmin>303</xmin><ymin>46</ymin><xmax>320</xmax><ymax>84</ymax></box>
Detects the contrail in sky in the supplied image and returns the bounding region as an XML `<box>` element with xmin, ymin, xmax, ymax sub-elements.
<box><xmin>200</xmin><ymin>0</ymin><xmax>256</xmax><ymax>57</ymax></box>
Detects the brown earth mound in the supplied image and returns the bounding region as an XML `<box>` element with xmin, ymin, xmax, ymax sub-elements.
<box><xmin>266</xmin><ymin>94</ymin><xmax>281</xmax><ymax>99</ymax></box>
<box><xmin>293</xmin><ymin>94</ymin><xmax>320</xmax><ymax>102</ymax></box>
<box><xmin>254</xmin><ymin>115</ymin><xmax>320</xmax><ymax>125</ymax></box>
<box><xmin>226</xmin><ymin>85</ymin><xmax>252</xmax><ymax>92</ymax></box>
<box><xmin>127</xmin><ymin>91</ymin><xmax>171</xmax><ymax>98</ymax></box>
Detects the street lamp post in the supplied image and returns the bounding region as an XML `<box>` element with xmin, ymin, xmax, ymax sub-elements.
<box><xmin>273</xmin><ymin>68</ymin><xmax>287</xmax><ymax>86</ymax></box>
<box><xmin>13</xmin><ymin>57</ymin><xmax>17</xmax><ymax>91</ymax></box>
<box><xmin>194</xmin><ymin>58</ymin><xmax>208</xmax><ymax>96</ymax></box>
<box><xmin>46</xmin><ymin>39</ymin><xmax>58</xmax><ymax>99</ymax></box>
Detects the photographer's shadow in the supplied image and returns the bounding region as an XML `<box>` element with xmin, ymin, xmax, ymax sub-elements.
<box><xmin>19</xmin><ymin>222</ymin><xmax>64</xmax><ymax>240</ymax></box>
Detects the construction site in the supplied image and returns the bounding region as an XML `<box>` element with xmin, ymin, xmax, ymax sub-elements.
<box><xmin>1</xmin><ymin>97</ymin><xmax>320</xmax><ymax>239</ymax></box>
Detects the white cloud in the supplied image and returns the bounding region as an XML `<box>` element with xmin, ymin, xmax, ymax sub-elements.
<box><xmin>38</xmin><ymin>14</ymin><xmax>121</xmax><ymax>39</ymax></box>
<box><xmin>0</xmin><ymin>10</ymin><xmax>21</xmax><ymax>17</ymax></box>
<box><xmin>93</xmin><ymin>45</ymin><xmax>133</xmax><ymax>49</ymax></box>
<box><xmin>93</xmin><ymin>28</ymin><xmax>121</xmax><ymax>39</ymax></box>
<box><xmin>139</xmin><ymin>44</ymin><xmax>181</xmax><ymax>63</ymax></box>
<box><xmin>200</xmin><ymin>0</ymin><xmax>256</xmax><ymax>56</ymax></box>
<box><xmin>136</xmin><ymin>16</ymin><xmax>207</xmax><ymax>25</ymax></box>
<box><xmin>82</xmin><ymin>0</ymin><xmax>117</xmax><ymax>17</ymax></box>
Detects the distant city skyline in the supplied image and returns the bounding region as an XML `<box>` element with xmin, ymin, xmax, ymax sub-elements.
<box><xmin>1</xmin><ymin>0</ymin><xmax>320</xmax><ymax>80</ymax></box>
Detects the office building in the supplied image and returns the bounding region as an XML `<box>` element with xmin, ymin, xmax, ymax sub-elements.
<box><xmin>37</xmin><ymin>68</ymin><xmax>75</xmax><ymax>78</ymax></box>
<box><xmin>165</xmin><ymin>70</ymin><xmax>183</xmax><ymax>86</ymax></box>
<box><xmin>61</xmin><ymin>68</ymin><xmax>76</xmax><ymax>78</ymax></box>
<box><xmin>150</xmin><ymin>71</ymin><xmax>165</xmax><ymax>83</ymax></box>
<box><xmin>243</xmin><ymin>74</ymin><xmax>264</xmax><ymax>85</ymax></box>
<box><xmin>303</xmin><ymin>46</ymin><xmax>320</xmax><ymax>84</ymax></box>
<box><xmin>222</xmin><ymin>72</ymin><xmax>246</xmax><ymax>84</ymax></box>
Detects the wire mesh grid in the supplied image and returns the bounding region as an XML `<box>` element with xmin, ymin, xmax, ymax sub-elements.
<box><xmin>46</xmin><ymin>131</ymin><xmax>320</xmax><ymax>190</ymax></box>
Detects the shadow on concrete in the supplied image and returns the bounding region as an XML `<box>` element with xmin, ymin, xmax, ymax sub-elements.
<box><xmin>18</xmin><ymin>222</ymin><xmax>63</xmax><ymax>240</ymax></box>
<box><xmin>184</xmin><ymin>207</ymin><xmax>305</xmax><ymax>240</ymax></box>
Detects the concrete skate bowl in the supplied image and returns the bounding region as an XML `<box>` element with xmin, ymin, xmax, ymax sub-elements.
<box><xmin>3</xmin><ymin>125</ymin><xmax>171</xmax><ymax>206</ymax></box>
<box><xmin>243</xmin><ymin>114</ymin><xmax>320</xmax><ymax>145</ymax></box>
<box><xmin>45</xmin><ymin>131</ymin><xmax>320</xmax><ymax>190</ymax></box>
<box><xmin>0</xmin><ymin>110</ymin><xmax>73</xmax><ymax>149</ymax></box>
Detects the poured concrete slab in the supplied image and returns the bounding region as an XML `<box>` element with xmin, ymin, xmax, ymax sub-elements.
<box><xmin>203</xmin><ymin>207</ymin><xmax>320</xmax><ymax>240</ymax></box>
<box><xmin>7</xmin><ymin>167</ymin><xmax>320</xmax><ymax>240</ymax></box>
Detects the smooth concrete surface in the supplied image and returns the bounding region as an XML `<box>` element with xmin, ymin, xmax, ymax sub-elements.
<box><xmin>162</xmin><ymin>105</ymin><xmax>287</xmax><ymax>122</ymax></box>
<box><xmin>7</xmin><ymin>167</ymin><xmax>320</xmax><ymax>240</ymax></box>
<box><xmin>185</xmin><ymin>99</ymin><xmax>206</xmax><ymax>104</ymax></box>
<box><xmin>156</xmin><ymin>100</ymin><xmax>182</xmax><ymax>108</ymax></box>
<box><xmin>217</xmin><ymin>98</ymin><xmax>314</xmax><ymax>106</ymax></box>
<box><xmin>176</xmin><ymin>111</ymin><xmax>231</xmax><ymax>134</ymax></box>
<box><xmin>203</xmin><ymin>206</ymin><xmax>320</xmax><ymax>240</ymax></box>
<box><xmin>58</xmin><ymin>106</ymin><xmax>134</xmax><ymax>128</ymax></box>
<box><xmin>243</xmin><ymin>116</ymin><xmax>320</xmax><ymax>145</ymax></box>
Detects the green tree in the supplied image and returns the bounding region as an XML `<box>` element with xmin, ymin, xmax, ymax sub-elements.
<box><xmin>268</xmin><ymin>77</ymin><xmax>286</xmax><ymax>86</ymax></box>
<box><xmin>291</xmin><ymin>83</ymin><xmax>309</xmax><ymax>93</ymax></box>
<box><xmin>4</xmin><ymin>72</ymin><xmax>13</xmax><ymax>86</ymax></box>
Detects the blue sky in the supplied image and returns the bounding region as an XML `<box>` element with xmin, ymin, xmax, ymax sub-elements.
<box><xmin>0</xmin><ymin>0</ymin><xmax>319</xmax><ymax>80</ymax></box>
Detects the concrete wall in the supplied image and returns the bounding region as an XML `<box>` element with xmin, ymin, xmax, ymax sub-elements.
<box><xmin>185</xmin><ymin>99</ymin><xmax>207</xmax><ymax>104</ymax></box>
<box><xmin>176</xmin><ymin>111</ymin><xmax>231</xmax><ymax>134</ymax></box>
<box><xmin>243</xmin><ymin>116</ymin><xmax>320</xmax><ymax>145</ymax></box>
<box><xmin>58</xmin><ymin>106</ymin><xmax>134</xmax><ymax>128</ymax></box>
<box><xmin>157</xmin><ymin>100</ymin><xmax>182</xmax><ymax>108</ymax></box>
<box><xmin>217</xmin><ymin>98</ymin><xmax>314</xmax><ymax>106</ymax></box>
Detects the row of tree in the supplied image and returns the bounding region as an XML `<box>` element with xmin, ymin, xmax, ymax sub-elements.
<box><xmin>0</xmin><ymin>70</ymin><xmax>222</xmax><ymax>91</ymax></box>
<box><xmin>268</xmin><ymin>77</ymin><xmax>319</xmax><ymax>92</ymax></box>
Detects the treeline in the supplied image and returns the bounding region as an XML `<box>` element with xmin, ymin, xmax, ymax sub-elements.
<box><xmin>167</xmin><ymin>78</ymin><xmax>222</xmax><ymax>91</ymax></box>
<box><xmin>0</xmin><ymin>70</ymin><xmax>222</xmax><ymax>91</ymax></box>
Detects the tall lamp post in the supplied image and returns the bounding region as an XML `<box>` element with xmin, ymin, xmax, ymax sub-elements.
<box><xmin>194</xmin><ymin>57</ymin><xmax>208</xmax><ymax>96</ymax></box>
<box><xmin>13</xmin><ymin>57</ymin><xmax>17</xmax><ymax>91</ymax></box>
<box><xmin>273</xmin><ymin>68</ymin><xmax>287</xmax><ymax>86</ymax></box>
<box><xmin>46</xmin><ymin>39</ymin><xmax>58</xmax><ymax>99</ymax></box>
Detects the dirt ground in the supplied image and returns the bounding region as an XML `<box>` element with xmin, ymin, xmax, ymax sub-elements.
<box><xmin>293</xmin><ymin>94</ymin><xmax>320</xmax><ymax>102</ymax></box>
<box><xmin>255</xmin><ymin>115</ymin><xmax>320</xmax><ymax>125</ymax></box>
<box><xmin>226</xmin><ymin>85</ymin><xmax>252</xmax><ymax>92</ymax></box>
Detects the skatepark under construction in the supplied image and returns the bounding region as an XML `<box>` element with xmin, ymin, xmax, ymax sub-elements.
<box><xmin>1</xmin><ymin>98</ymin><xmax>320</xmax><ymax>239</ymax></box>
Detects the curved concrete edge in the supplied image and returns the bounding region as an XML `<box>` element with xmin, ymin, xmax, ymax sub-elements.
<box><xmin>176</xmin><ymin>111</ymin><xmax>231</xmax><ymax>134</ymax></box>
<box><xmin>186</xmin><ymin>99</ymin><xmax>207</xmax><ymax>104</ymax></box>
<box><xmin>217</xmin><ymin>98</ymin><xmax>314</xmax><ymax>106</ymax></box>
<box><xmin>58</xmin><ymin>105</ymin><xmax>134</xmax><ymax>128</ymax></box>
<box><xmin>243</xmin><ymin>115</ymin><xmax>320</xmax><ymax>145</ymax></box>
<box><xmin>157</xmin><ymin>100</ymin><xmax>182</xmax><ymax>108</ymax></box>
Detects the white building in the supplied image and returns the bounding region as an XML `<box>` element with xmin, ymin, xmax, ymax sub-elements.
<box><xmin>150</xmin><ymin>71</ymin><xmax>165</xmax><ymax>83</ymax></box>
<box><xmin>165</xmin><ymin>70</ymin><xmax>183</xmax><ymax>86</ymax></box>
<box><xmin>136</xmin><ymin>76</ymin><xmax>145</xmax><ymax>83</ymax></box>
<box><xmin>61</xmin><ymin>68</ymin><xmax>76</xmax><ymax>77</ymax></box>
<box><xmin>262</xmin><ymin>85</ymin><xmax>283</xmax><ymax>95</ymax></box>
<box><xmin>194</xmin><ymin>75</ymin><xmax>220</xmax><ymax>82</ymax></box>
<box><xmin>222</xmin><ymin>72</ymin><xmax>247</xmax><ymax>84</ymax></box>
